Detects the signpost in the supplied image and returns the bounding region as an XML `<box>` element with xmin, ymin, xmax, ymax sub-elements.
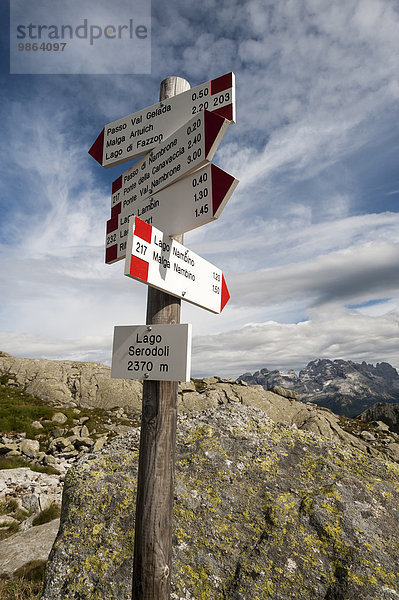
<box><xmin>89</xmin><ymin>72</ymin><xmax>235</xmax><ymax>167</ymax></box>
<box><xmin>124</xmin><ymin>216</ymin><xmax>230</xmax><ymax>313</ymax></box>
<box><xmin>106</xmin><ymin>163</ymin><xmax>239</xmax><ymax>264</ymax></box>
<box><xmin>111</xmin><ymin>324</ymin><xmax>192</xmax><ymax>382</ymax></box>
<box><xmin>109</xmin><ymin>109</ymin><xmax>231</xmax><ymax>225</ymax></box>
<box><xmin>89</xmin><ymin>73</ymin><xmax>237</xmax><ymax>600</ymax></box>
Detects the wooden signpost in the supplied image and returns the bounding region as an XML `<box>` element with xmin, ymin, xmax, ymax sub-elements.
<box><xmin>89</xmin><ymin>73</ymin><xmax>237</xmax><ymax>600</ymax></box>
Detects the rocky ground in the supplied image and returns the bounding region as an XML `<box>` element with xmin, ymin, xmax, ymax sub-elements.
<box><xmin>41</xmin><ymin>401</ymin><xmax>399</xmax><ymax>600</ymax></box>
<box><xmin>1</xmin><ymin>353</ymin><xmax>399</xmax><ymax>598</ymax></box>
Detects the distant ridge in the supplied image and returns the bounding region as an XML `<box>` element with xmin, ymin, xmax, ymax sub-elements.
<box><xmin>237</xmin><ymin>359</ymin><xmax>399</xmax><ymax>417</ymax></box>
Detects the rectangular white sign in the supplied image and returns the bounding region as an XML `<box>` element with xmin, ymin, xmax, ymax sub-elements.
<box><xmin>111</xmin><ymin>324</ymin><xmax>192</xmax><ymax>382</ymax></box>
<box><xmin>110</xmin><ymin>109</ymin><xmax>230</xmax><ymax>221</ymax></box>
<box><xmin>89</xmin><ymin>72</ymin><xmax>235</xmax><ymax>167</ymax></box>
<box><xmin>105</xmin><ymin>163</ymin><xmax>239</xmax><ymax>264</ymax></box>
<box><xmin>124</xmin><ymin>217</ymin><xmax>230</xmax><ymax>314</ymax></box>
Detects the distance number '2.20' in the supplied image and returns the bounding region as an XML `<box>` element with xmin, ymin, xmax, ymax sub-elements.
<box><xmin>191</xmin><ymin>89</ymin><xmax>231</xmax><ymax>115</ymax></box>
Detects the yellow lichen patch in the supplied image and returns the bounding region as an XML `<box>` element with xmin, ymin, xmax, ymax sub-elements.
<box><xmin>92</xmin><ymin>523</ymin><xmax>104</xmax><ymax>535</ymax></box>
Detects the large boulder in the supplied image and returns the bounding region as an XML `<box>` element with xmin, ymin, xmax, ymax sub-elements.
<box><xmin>0</xmin><ymin>355</ymin><xmax>142</xmax><ymax>410</ymax></box>
<box><xmin>41</xmin><ymin>403</ymin><xmax>399</xmax><ymax>600</ymax></box>
<box><xmin>0</xmin><ymin>519</ymin><xmax>60</xmax><ymax>578</ymax></box>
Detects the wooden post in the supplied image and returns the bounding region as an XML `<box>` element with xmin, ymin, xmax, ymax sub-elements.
<box><xmin>132</xmin><ymin>76</ymin><xmax>190</xmax><ymax>600</ymax></box>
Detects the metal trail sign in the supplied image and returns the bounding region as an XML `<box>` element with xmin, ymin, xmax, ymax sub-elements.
<box><xmin>89</xmin><ymin>72</ymin><xmax>235</xmax><ymax>167</ymax></box>
<box><xmin>106</xmin><ymin>163</ymin><xmax>239</xmax><ymax>264</ymax></box>
<box><xmin>109</xmin><ymin>109</ymin><xmax>230</xmax><ymax>226</ymax></box>
<box><xmin>124</xmin><ymin>216</ymin><xmax>230</xmax><ymax>313</ymax></box>
<box><xmin>111</xmin><ymin>324</ymin><xmax>192</xmax><ymax>382</ymax></box>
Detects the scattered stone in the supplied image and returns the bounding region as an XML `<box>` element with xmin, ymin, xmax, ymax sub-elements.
<box><xmin>268</xmin><ymin>385</ymin><xmax>298</xmax><ymax>400</ymax></box>
<box><xmin>360</xmin><ymin>430</ymin><xmax>376</xmax><ymax>441</ymax></box>
<box><xmin>375</xmin><ymin>420</ymin><xmax>391</xmax><ymax>431</ymax></box>
<box><xmin>51</xmin><ymin>413</ymin><xmax>68</xmax><ymax>425</ymax></box>
<box><xmin>0</xmin><ymin>442</ymin><xmax>19</xmax><ymax>455</ymax></box>
<box><xmin>31</xmin><ymin>421</ymin><xmax>44</xmax><ymax>430</ymax></box>
<box><xmin>22</xmin><ymin>493</ymin><xmax>40</xmax><ymax>512</ymax></box>
<box><xmin>92</xmin><ymin>436</ymin><xmax>107</xmax><ymax>452</ymax></box>
<box><xmin>20</xmin><ymin>439</ymin><xmax>40</xmax><ymax>458</ymax></box>
<box><xmin>49</xmin><ymin>428</ymin><xmax>65</xmax><ymax>439</ymax></box>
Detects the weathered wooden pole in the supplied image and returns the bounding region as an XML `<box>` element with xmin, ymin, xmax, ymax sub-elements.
<box><xmin>132</xmin><ymin>76</ymin><xmax>190</xmax><ymax>600</ymax></box>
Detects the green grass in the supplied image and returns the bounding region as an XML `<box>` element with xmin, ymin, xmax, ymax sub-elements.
<box><xmin>0</xmin><ymin>522</ymin><xmax>20</xmax><ymax>541</ymax></box>
<box><xmin>0</xmin><ymin>561</ymin><xmax>46</xmax><ymax>600</ymax></box>
<box><xmin>0</xmin><ymin>455</ymin><xmax>59</xmax><ymax>475</ymax></box>
<box><xmin>0</xmin><ymin>499</ymin><xmax>18</xmax><ymax>515</ymax></box>
<box><xmin>0</xmin><ymin>386</ymin><xmax>56</xmax><ymax>438</ymax></box>
<box><xmin>32</xmin><ymin>503</ymin><xmax>61</xmax><ymax>527</ymax></box>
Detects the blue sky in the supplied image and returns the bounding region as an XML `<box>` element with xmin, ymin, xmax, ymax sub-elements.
<box><xmin>1</xmin><ymin>0</ymin><xmax>398</xmax><ymax>377</ymax></box>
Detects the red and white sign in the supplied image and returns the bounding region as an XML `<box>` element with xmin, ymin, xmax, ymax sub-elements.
<box><xmin>105</xmin><ymin>163</ymin><xmax>239</xmax><ymax>264</ymax></box>
<box><xmin>108</xmin><ymin>109</ymin><xmax>230</xmax><ymax>235</ymax></box>
<box><xmin>89</xmin><ymin>72</ymin><xmax>235</xmax><ymax>167</ymax></box>
<box><xmin>124</xmin><ymin>217</ymin><xmax>230</xmax><ymax>314</ymax></box>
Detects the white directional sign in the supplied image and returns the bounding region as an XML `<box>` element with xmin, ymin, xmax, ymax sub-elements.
<box><xmin>109</xmin><ymin>109</ymin><xmax>230</xmax><ymax>226</ymax></box>
<box><xmin>111</xmin><ymin>324</ymin><xmax>192</xmax><ymax>382</ymax></box>
<box><xmin>124</xmin><ymin>217</ymin><xmax>230</xmax><ymax>313</ymax></box>
<box><xmin>106</xmin><ymin>163</ymin><xmax>239</xmax><ymax>264</ymax></box>
<box><xmin>89</xmin><ymin>72</ymin><xmax>235</xmax><ymax>167</ymax></box>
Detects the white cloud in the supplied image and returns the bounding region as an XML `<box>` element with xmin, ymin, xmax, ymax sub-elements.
<box><xmin>192</xmin><ymin>306</ymin><xmax>399</xmax><ymax>378</ymax></box>
<box><xmin>1</xmin><ymin>0</ymin><xmax>399</xmax><ymax>379</ymax></box>
<box><xmin>228</xmin><ymin>240</ymin><xmax>399</xmax><ymax>309</ymax></box>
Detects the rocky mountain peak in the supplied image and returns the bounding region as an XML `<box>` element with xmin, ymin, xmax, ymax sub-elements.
<box><xmin>238</xmin><ymin>358</ymin><xmax>399</xmax><ymax>417</ymax></box>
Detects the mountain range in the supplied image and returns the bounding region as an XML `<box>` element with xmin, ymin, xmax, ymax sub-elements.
<box><xmin>237</xmin><ymin>358</ymin><xmax>399</xmax><ymax>417</ymax></box>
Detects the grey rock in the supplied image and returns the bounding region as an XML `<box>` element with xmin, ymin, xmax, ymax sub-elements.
<box><xmin>0</xmin><ymin>519</ymin><xmax>60</xmax><ymax>578</ymax></box>
<box><xmin>22</xmin><ymin>493</ymin><xmax>40</xmax><ymax>512</ymax></box>
<box><xmin>0</xmin><ymin>355</ymin><xmax>142</xmax><ymax>410</ymax></box>
<box><xmin>20</xmin><ymin>439</ymin><xmax>40</xmax><ymax>458</ymax></box>
<box><xmin>51</xmin><ymin>413</ymin><xmax>68</xmax><ymax>425</ymax></box>
<box><xmin>40</xmin><ymin>404</ymin><xmax>399</xmax><ymax>600</ymax></box>
<box><xmin>0</xmin><ymin>442</ymin><xmax>19</xmax><ymax>455</ymax></box>
<box><xmin>31</xmin><ymin>421</ymin><xmax>44</xmax><ymax>430</ymax></box>
<box><xmin>360</xmin><ymin>430</ymin><xmax>376</xmax><ymax>441</ymax></box>
<box><xmin>92</xmin><ymin>437</ymin><xmax>108</xmax><ymax>452</ymax></box>
<box><xmin>49</xmin><ymin>428</ymin><xmax>65</xmax><ymax>439</ymax></box>
<box><xmin>0</xmin><ymin>515</ymin><xmax>20</xmax><ymax>527</ymax></box>
<box><xmin>268</xmin><ymin>384</ymin><xmax>298</xmax><ymax>399</ymax></box>
<box><xmin>358</xmin><ymin>402</ymin><xmax>399</xmax><ymax>434</ymax></box>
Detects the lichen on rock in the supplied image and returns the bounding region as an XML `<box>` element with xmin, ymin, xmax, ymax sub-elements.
<box><xmin>41</xmin><ymin>403</ymin><xmax>399</xmax><ymax>600</ymax></box>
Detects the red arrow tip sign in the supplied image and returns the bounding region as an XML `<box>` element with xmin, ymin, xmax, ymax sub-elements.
<box><xmin>204</xmin><ymin>110</ymin><xmax>229</xmax><ymax>158</ymax></box>
<box><xmin>211</xmin><ymin>164</ymin><xmax>236</xmax><ymax>217</ymax></box>
<box><xmin>88</xmin><ymin>129</ymin><xmax>104</xmax><ymax>165</ymax></box>
<box><xmin>221</xmin><ymin>275</ymin><xmax>230</xmax><ymax>312</ymax></box>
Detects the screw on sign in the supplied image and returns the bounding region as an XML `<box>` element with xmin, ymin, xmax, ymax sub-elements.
<box><xmin>88</xmin><ymin>72</ymin><xmax>236</xmax><ymax>167</ymax></box>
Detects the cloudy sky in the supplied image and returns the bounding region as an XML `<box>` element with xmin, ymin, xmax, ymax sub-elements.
<box><xmin>1</xmin><ymin>0</ymin><xmax>398</xmax><ymax>378</ymax></box>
